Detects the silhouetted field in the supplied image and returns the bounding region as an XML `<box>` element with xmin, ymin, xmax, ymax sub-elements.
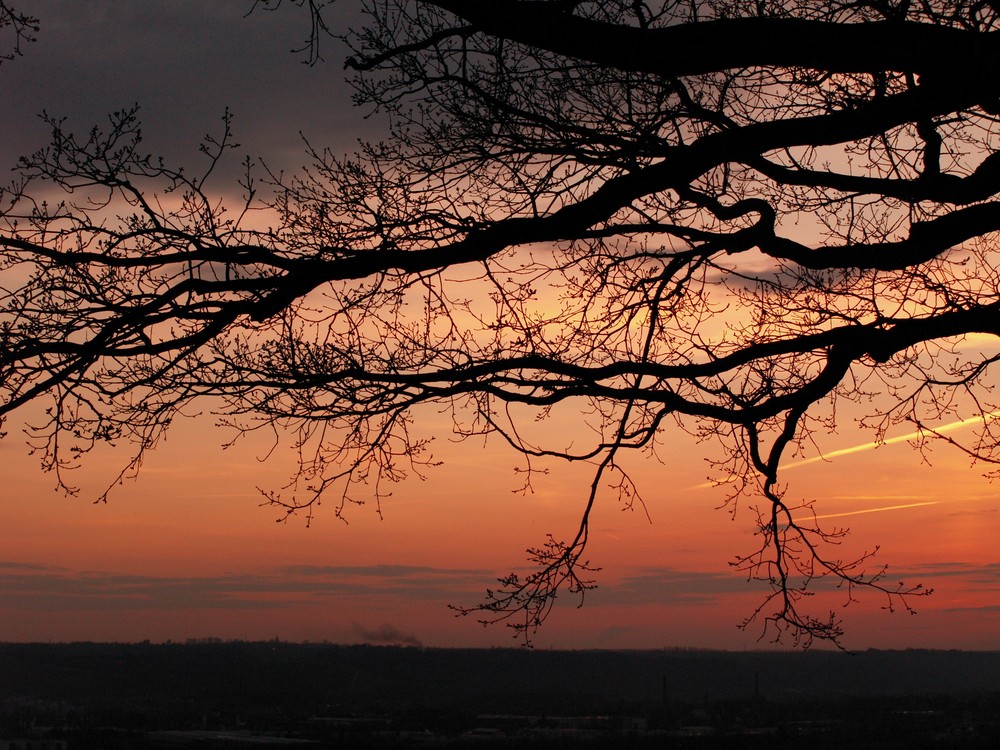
<box><xmin>2</xmin><ymin>642</ymin><xmax>999</xmax><ymax>748</ymax></box>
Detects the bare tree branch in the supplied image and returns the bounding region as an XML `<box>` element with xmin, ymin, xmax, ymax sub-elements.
<box><xmin>9</xmin><ymin>0</ymin><xmax>1000</xmax><ymax>645</ymax></box>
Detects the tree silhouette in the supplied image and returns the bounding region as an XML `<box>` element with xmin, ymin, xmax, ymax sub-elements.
<box><xmin>0</xmin><ymin>1</ymin><xmax>35</xmax><ymax>64</ymax></box>
<box><xmin>5</xmin><ymin>0</ymin><xmax>1000</xmax><ymax>645</ymax></box>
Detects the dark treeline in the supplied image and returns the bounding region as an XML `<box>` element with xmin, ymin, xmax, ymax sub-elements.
<box><xmin>3</xmin><ymin>643</ymin><xmax>1000</xmax><ymax>748</ymax></box>
<box><xmin>3</xmin><ymin>642</ymin><xmax>1000</xmax><ymax>711</ymax></box>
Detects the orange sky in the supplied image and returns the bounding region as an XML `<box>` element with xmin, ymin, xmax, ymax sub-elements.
<box><xmin>3</xmin><ymin>390</ymin><xmax>999</xmax><ymax>649</ymax></box>
<box><xmin>2</xmin><ymin>3</ymin><xmax>1000</xmax><ymax>651</ymax></box>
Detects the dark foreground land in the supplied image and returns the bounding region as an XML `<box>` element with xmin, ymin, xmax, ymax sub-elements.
<box><xmin>2</xmin><ymin>642</ymin><xmax>1000</xmax><ymax>748</ymax></box>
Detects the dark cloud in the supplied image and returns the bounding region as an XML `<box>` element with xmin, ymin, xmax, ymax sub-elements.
<box><xmin>592</xmin><ymin>567</ymin><xmax>750</xmax><ymax>607</ymax></box>
<box><xmin>275</xmin><ymin>564</ymin><xmax>490</xmax><ymax>600</ymax></box>
<box><xmin>351</xmin><ymin>622</ymin><xmax>423</xmax><ymax>648</ymax></box>
<box><xmin>888</xmin><ymin>561</ymin><xmax>1000</xmax><ymax>584</ymax></box>
<box><xmin>0</xmin><ymin>562</ymin><xmax>487</xmax><ymax>612</ymax></box>
<box><xmin>946</xmin><ymin>507</ymin><xmax>999</xmax><ymax>518</ymax></box>
<box><xmin>279</xmin><ymin>564</ymin><xmax>490</xmax><ymax>578</ymax></box>
<box><xmin>0</xmin><ymin>560</ymin><xmax>63</xmax><ymax>572</ymax></box>
<box><xmin>587</xmin><ymin>561</ymin><xmax>1000</xmax><ymax>608</ymax></box>
<box><xmin>1</xmin><ymin>1</ymin><xmax>375</xmax><ymax>177</ymax></box>
<box><xmin>939</xmin><ymin>604</ymin><xmax>1000</xmax><ymax>614</ymax></box>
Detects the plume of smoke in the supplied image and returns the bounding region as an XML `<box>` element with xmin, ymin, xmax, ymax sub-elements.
<box><xmin>352</xmin><ymin>622</ymin><xmax>423</xmax><ymax>647</ymax></box>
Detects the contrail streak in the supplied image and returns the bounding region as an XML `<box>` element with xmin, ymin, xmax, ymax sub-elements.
<box><xmin>692</xmin><ymin>410</ymin><xmax>1000</xmax><ymax>490</ymax></box>
<box><xmin>782</xmin><ymin>409</ymin><xmax>1000</xmax><ymax>471</ymax></box>
<box><xmin>811</xmin><ymin>500</ymin><xmax>940</xmax><ymax>520</ymax></box>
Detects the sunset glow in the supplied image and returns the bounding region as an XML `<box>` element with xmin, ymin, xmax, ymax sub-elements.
<box><xmin>2</xmin><ymin>1</ymin><xmax>1000</xmax><ymax>653</ymax></box>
